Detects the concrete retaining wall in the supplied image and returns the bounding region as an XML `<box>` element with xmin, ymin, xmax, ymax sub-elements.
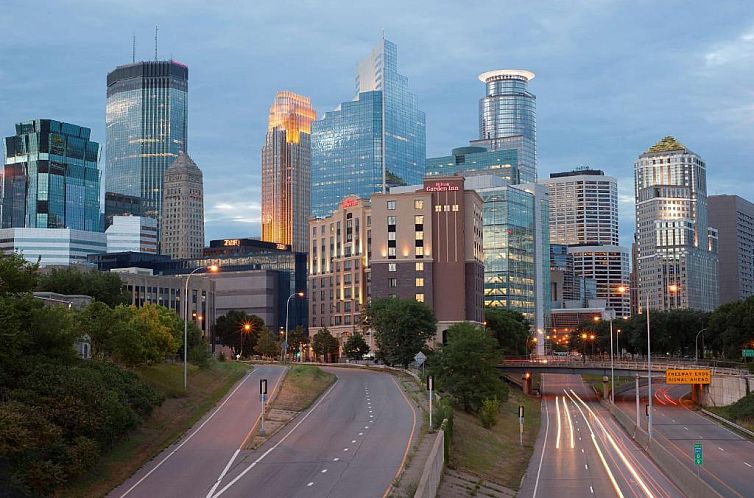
<box><xmin>701</xmin><ymin>375</ymin><xmax>749</xmax><ymax>407</ymax></box>
<box><xmin>414</xmin><ymin>429</ymin><xmax>445</xmax><ymax>498</ymax></box>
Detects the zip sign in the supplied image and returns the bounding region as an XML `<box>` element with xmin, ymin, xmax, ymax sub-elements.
<box><xmin>260</xmin><ymin>378</ymin><xmax>268</xmax><ymax>395</ymax></box>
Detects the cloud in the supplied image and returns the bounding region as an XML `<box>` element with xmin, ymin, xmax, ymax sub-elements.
<box><xmin>704</xmin><ymin>27</ymin><xmax>754</xmax><ymax>66</ymax></box>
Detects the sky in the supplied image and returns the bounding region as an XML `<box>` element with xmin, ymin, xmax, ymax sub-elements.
<box><xmin>1</xmin><ymin>0</ymin><xmax>752</xmax><ymax>246</ymax></box>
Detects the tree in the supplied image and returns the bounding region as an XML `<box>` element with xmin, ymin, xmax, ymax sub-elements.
<box><xmin>708</xmin><ymin>296</ymin><xmax>754</xmax><ymax>359</ymax></box>
<box><xmin>363</xmin><ymin>297</ymin><xmax>436</xmax><ymax>367</ymax></box>
<box><xmin>37</xmin><ymin>267</ymin><xmax>129</xmax><ymax>307</ymax></box>
<box><xmin>343</xmin><ymin>333</ymin><xmax>370</xmax><ymax>360</ymax></box>
<box><xmin>0</xmin><ymin>253</ymin><xmax>39</xmax><ymax>296</ymax></box>
<box><xmin>214</xmin><ymin>311</ymin><xmax>264</xmax><ymax>357</ymax></box>
<box><xmin>286</xmin><ymin>325</ymin><xmax>309</xmax><ymax>359</ymax></box>
<box><xmin>430</xmin><ymin>322</ymin><xmax>508</xmax><ymax>412</ymax></box>
<box><xmin>312</xmin><ymin>328</ymin><xmax>340</xmax><ymax>362</ymax></box>
<box><xmin>484</xmin><ymin>308</ymin><xmax>530</xmax><ymax>356</ymax></box>
<box><xmin>256</xmin><ymin>328</ymin><xmax>281</xmax><ymax>359</ymax></box>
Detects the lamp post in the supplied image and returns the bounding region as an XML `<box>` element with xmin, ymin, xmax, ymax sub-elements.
<box><xmin>597</xmin><ymin>310</ymin><xmax>616</xmax><ymax>403</ymax></box>
<box><xmin>184</xmin><ymin>265</ymin><xmax>219</xmax><ymax>391</ymax></box>
<box><xmin>284</xmin><ymin>291</ymin><xmax>305</xmax><ymax>363</ymax></box>
<box><xmin>617</xmin><ymin>283</ymin><xmax>678</xmax><ymax>440</ymax></box>
<box><xmin>695</xmin><ymin>328</ymin><xmax>707</xmax><ymax>364</ymax></box>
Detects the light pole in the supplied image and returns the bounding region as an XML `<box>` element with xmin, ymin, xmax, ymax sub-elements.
<box><xmin>184</xmin><ymin>265</ymin><xmax>219</xmax><ymax>391</ymax></box>
<box><xmin>597</xmin><ymin>310</ymin><xmax>616</xmax><ymax>403</ymax></box>
<box><xmin>695</xmin><ymin>328</ymin><xmax>707</xmax><ymax>364</ymax></box>
<box><xmin>284</xmin><ymin>291</ymin><xmax>305</xmax><ymax>363</ymax></box>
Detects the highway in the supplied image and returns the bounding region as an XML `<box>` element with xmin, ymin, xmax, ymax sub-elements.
<box><xmin>111</xmin><ymin>364</ymin><xmax>286</xmax><ymax>498</ymax></box>
<box><xmin>209</xmin><ymin>367</ymin><xmax>417</xmax><ymax>498</ymax></box>
<box><xmin>616</xmin><ymin>382</ymin><xmax>754</xmax><ymax>498</ymax></box>
<box><xmin>520</xmin><ymin>373</ymin><xmax>683</xmax><ymax>498</ymax></box>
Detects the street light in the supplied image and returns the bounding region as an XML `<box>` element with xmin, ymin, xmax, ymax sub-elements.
<box><xmin>695</xmin><ymin>328</ymin><xmax>707</xmax><ymax>364</ymax></box>
<box><xmin>616</xmin><ymin>283</ymin><xmax>678</xmax><ymax>439</ymax></box>
<box><xmin>284</xmin><ymin>291</ymin><xmax>305</xmax><ymax>362</ymax></box>
<box><xmin>184</xmin><ymin>265</ymin><xmax>219</xmax><ymax>391</ymax></box>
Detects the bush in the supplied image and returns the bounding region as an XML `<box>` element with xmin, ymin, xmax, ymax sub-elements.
<box><xmin>726</xmin><ymin>392</ymin><xmax>754</xmax><ymax>421</ymax></box>
<box><xmin>479</xmin><ymin>398</ymin><xmax>501</xmax><ymax>429</ymax></box>
<box><xmin>434</xmin><ymin>397</ymin><xmax>454</xmax><ymax>460</ymax></box>
<box><xmin>218</xmin><ymin>351</ymin><xmax>227</xmax><ymax>362</ymax></box>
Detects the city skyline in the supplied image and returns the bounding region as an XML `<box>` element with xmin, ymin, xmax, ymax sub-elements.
<box><xmin>1</xmin><ymin>1</ymin><xmax>752</xmax><ymax>244</ymax></box>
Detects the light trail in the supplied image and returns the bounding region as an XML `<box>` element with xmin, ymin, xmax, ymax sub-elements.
<box><xmin>568</xmin><ymin>389</ymin><xmax>656</xmax><ymax>498</ymax></box>
<box><xmin>565</xmin><ymin>389</ymin><xmax>625</xmax><ymax>498</ymax></box>
<box><xmin>562</xmin><ymin>394</ymin><xmax>575</xmax><ymax>449</ymax></box>
<box><xmin>555</xmin><ymin>396</ymin><xmax>562</xmax><ymax>449</ymax></box>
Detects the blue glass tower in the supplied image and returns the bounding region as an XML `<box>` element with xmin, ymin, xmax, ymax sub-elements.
<box><xmin>426</xmin><ymin>146</ymin><xmax>519</xmax><ymax>183</ymax></box>
<box><xmin>105</xmin><ymin>60</ymin><xmax>188</xmax><ymax>230</ymax></box>
<box><xmin>471</xmin><ymin>70</ymin><xmax>536</xmax><ymax>183</ymax></box>
<box><xmin>311</xmin><ymin>38</ymin><xmax>425</xmax><ymax>218</ymax></box>
<box><xmin>3</xmin><ymin>119</ymin><xmax>101</xmax><ymax>231</ymax></box>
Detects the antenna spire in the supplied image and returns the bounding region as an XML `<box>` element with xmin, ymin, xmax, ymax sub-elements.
<box><xmin>154</xmin><ymin>25</ymin><xmax>158</xmax><ymax>61</ymax></box>
<box><xmin>132</xmin><ymin>33</ymin><xmax>136</xmax><ymax>63</ymax></box>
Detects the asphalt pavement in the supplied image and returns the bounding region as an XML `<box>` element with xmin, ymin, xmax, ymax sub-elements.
<box><xmin>209</xmin><ymin>367</ymin><xmax>417</xmax><ymax>498</ymax></box>
<box><xmin>110</xmin><ymin>364</ymin><xmax>286</xmax><ymax>498</ymax></box>
<box><xmin>519</xmin><ymin>373</ymin><xmax>683</xmax><ymax>498</ymax></box>
<box><xmin>616</xmin><ymin>382</ymin><xmax>754</xmax><ymax>498</ymax></box>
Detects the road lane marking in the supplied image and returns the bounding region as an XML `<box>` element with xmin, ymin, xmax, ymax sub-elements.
<box><xmin>321</xmin><ymin>469</ymin><xmax>328</xmax><ymax>473</ymax></box>
<box><xmin>584</xmin><ymin>464</ymin><xmax>588</xmax><ymax>470</ymax></box>
<box><xmin>590</xmin><ymin>486</ymin><xmax>594</xmax><ymax>494</ymax></box>
<box><xmin>358</xmin><ymin>432</ymin><xmax>363</xmax><ymax>436</ymax></box>
<box><xmin>205</xmin><ymin>448</ymin><xmax>240</xmax><ymax>498</ymax></box>
<box><xmin>119</xmin><ymin>371</ymin><xmax>255</xmax><ymax>498</ymax></box>
<box><xmin>718</xmin><ymin>447</ymin><xmax>725</xmax><ymax>452</ymax></box>
<box><xmin>745</xmin><ymin>462</ymin><xmax>752</xmax><ymax>468</ymax></box>
<box><xmin>307</xmin><ymin>482</ymin><xmax>314</xmax><ymax>487</ymax></box>
<box><xmin>556</xmin><ymin>396</ymin><xmax>562</xmax><ymax>450</ymax></box>
<box><xmin>365</xmin><ymin>426</ymin><xmax>369</xmax><ymax>429</ymax></box>
<box><xmin>333</xmin><ymin>457</ymin><xmax>340</xmax><ymax>462</ymax></box>
<box><xmin>531</xmin><ymin>396</ymin><xmax>550</xmax><ymax>498</ymax></box>
<box><xmin>582</xmin><ymin>449</ymin><xmax>585</xmax><ymax>453</ymax></box>
<box><xmin>563</xmin><ymin>396</ymin><xmax>575</xmax><ymax>449</ymax></box>
<box><xmin>683</xmin><ymin>427</ymin><xmax>689</xmax><ymax>431</ymax></box>
<box><xmin>343</xmin><ymin>448</ymin><xmax>349</xmax><ymax>451</ymax></box>
<box><xmin>351</xmin><ymin>440</ymin><xmax>356</xmax><ymax>443</ymax></box>
<box><xmin>211</xmin><ymin>378</ymin><xmax>339</xmax><ymax>497</ymax></box>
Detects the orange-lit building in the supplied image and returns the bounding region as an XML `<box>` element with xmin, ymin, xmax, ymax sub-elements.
<box><xmin>261</xmin><ymin>91</ymin><xmax>316</xmax><ymax>253</ymax></box>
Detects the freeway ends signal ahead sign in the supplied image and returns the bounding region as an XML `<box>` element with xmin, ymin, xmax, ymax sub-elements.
<box><xmin>666</xmin><ymin>368</ymin><xmax>711</xmax><ymax>385</ymax></box>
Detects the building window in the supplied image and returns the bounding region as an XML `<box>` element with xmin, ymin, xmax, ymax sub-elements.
<box><xmin>387</xmin><ymin>200</ymin><xmax>396</xmax><ymax>210</ymax></box>
<box><xmin>416</xmin><ymin>246</ymin><xmax>424</xmax><ymax>257</ymax></box>
<box><xmin>416</xmin><ymin>231</ymin><xmax>424</xmax><ymax>241</ymax></box>
<box><xmin>388</xmin><ymin>247</ymin><xmax>396</xmax><ymax>258</ymax></box>
<box><xmin>388</xmin><ymin>231</ymin><xmax>396</xmax><ymax>241</ymax></box>
<box><xmin>416</xmin><ymin>277</ymin><xmax>424</xmax><ymax>287</ymax></box>
<box><xmin>414</xmin><ymin>200</ymin><xmax>424</xmax><ymax>209</ymax></box>
<box><xmin>444</xmin><ymin>205</ymin><xmax>451</xmax><ymax>212</ymax></box>
<box><xmin>416</xmin><ymin>262</ymin><xmax>424</xmax><ymax>271</ymax></box>
<box><xmin>415</xmin><ymin>215</ymin><xmax>424</xmax><ymax>225</ymax></box>
<box><xmin>389</xmin><ymin>263</ymin><xmax>396</xmax><ymax>272</ymax></box>
<box><xmin>434</xmin><ymin>205</ymin><xmax>442</xmax><ymax>213</ymax></box>
<box><xmin>452</xmin><ymin>204</ymin><xmax>459</xmax><ymax>212</ymax></box>
<box><xmin>415</xmin><ymin>293</ymin><xmax>424</xmax><ymax>303</ymax></box>
<box><xmin>389</xmin><ymin>278</ymin><xmax>398</xmax><ymax>288</ymax></box>
<box><xmin>387</xmin><ymin>216</ymin><xmax>396</xmax><ymax>225</ymax></box>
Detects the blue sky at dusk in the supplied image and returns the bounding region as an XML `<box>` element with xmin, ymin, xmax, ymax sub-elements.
<box><xmin>1</xmin><ymin>0</ymin><xmax>752</xmax><ymax>245</ymax></box>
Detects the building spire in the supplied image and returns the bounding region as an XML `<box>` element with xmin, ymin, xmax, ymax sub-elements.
<box><xmin>154</xmin><ymin>25</ymin><xmax>158</xmax><ymax>61</ymax></box>
<box><xmin>132</xmin><ymin>33</ymin><xmax>136</xmax><ymax>63</ymax></box>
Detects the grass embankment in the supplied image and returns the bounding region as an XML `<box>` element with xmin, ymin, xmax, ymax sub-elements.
<box><xmin>582</xmin><ymin>374</ymin><xmax>633</xmax><ymax>397</ymax></box>
<box><xmin>449</xmin><ymin>389</ymin><xmax>541</xmax><ymax>490</ymax></box>
<box><xmin>707</xmin><ymin>392</ymin><xmax>754</xmax><ymax>433</ymax></box>
<box><xmin>272</xmin><ymin>365</ymin><xmax>336</xmax><ymax>412</ymax></box>
<box><xmin>61</xmin><ymin>360</ymin><xmax>248</xmax><ymax>498</ymax></box>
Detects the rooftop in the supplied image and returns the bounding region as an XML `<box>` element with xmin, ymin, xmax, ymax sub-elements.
<box><xmin>645</xmin><ymin>136</ymin><xmax>689</xmax><ymax>154</ymax></box>
<box><xmin>478</xmin><ymin>69</ymin><xmax>535</xmax><ymax>83</ymax></box>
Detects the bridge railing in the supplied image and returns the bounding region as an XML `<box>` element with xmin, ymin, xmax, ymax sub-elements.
<box><xmin>499</xmin><ymin>358</ymin><xmax>750</xmax><ymax>376</ymax></box>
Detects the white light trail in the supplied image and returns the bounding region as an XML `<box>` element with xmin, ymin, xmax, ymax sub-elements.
<box><xmin>563</xmin><ymin>395</ymin><xmax>575</xmax><ymax>449</ymax></box>
<box><xmin>556</xmin><ymin>396</ymin><xmax>562</xmax><ymax>450</ymax></box>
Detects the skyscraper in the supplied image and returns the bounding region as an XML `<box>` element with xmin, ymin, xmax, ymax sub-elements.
<box><xmin>708</xmin><ymin>195</ymin><xmax>754</xmax><ymax>304</ymax></box>
<box><xmin>3</xmin><ymin>119</ymin><xmax>100</xmax><ymax>231</ymax></box>
<box><xmin>261</xmin><ymin>91</ymin><xmax>316</xmax><ymax>252</ymax></box>
<box><xmin>634</xmin><ymin>137</ymin><xmax>718</xmax><ymax>311</ymax></box>
<box><xmin>160</xmin><ymin>152</ymin><xmax>204</xmax><ymax>259</ymax></box>
<box><xmin>426</xmin><ymin>146</ymin><xmax>519</xmax><ymax>184</ymax></box>
<box><xmin>105</xmin><ymin>60</ymin><xmax>188</xmax><ymax>234</ymax></box>
<box><xmin>471</xmin><ymin>70</ymin><xmax>536</xmax><ymax>183</ymax></box>
<box><xmin>311</xmin><ymin>38</ymin><xmax>426</xmax><ymax>218</ymax></box>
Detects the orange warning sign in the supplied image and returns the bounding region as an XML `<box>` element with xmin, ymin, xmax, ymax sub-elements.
<box><xmin>665</xmin><ymin>369</ymin><xmax>711</xmax><ymax>385</ymax></box>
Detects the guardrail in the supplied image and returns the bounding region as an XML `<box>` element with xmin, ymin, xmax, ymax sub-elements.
<box><xmin>500</xmin><ymin>359</ymin><xmax>749</xmax><ymax>376</ymax></box>
<box><xmin>701</xmin><ymin>409</ymin><xmax>754</xmax><ymax>439</ymax></box>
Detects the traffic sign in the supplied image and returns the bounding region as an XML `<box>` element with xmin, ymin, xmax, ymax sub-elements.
<box><xmin>743</xmin><ymin>349</ymin><xmax>754</xmax><ymax>358</ymax></box>
<box><xmin>665</xmin><ymin>368</ymin><xmax>711</xmax><ymax>385</ymax></box>
<box><xmin>518</xmin><ymin>405</ymin><xmax>525</xmax><ymax>418</ymax></box>
<box><xmin>426</xmin><ymin>375</ymin><xmax>434</xmax><ymax>391</ymax></box>
<box><xmin>694</xmin><ymin>442</ymin><xmax>703</xmax><ymax>465</ymax></box>
<box><xmin>260</xmin><ymin>378</ymin><xmax>268</xmax><ymax>395</ymax></box>
<box><xmin>415</xmin><ymin>351</ymin><xmax>427</xmax><ymax>367</ymax></box>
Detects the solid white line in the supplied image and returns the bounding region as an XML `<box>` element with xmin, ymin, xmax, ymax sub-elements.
<box><xmin>744</xmin><ymin>462</ymin><xmax>752</xmax><ymax>468</ymax></box>
<box><xmin>205</xmin><ymin>448</ymin><xmax>240</xmax><ymax>498</ymax></box>
<box><xmin>211</xmin><ymin>379</ymin><xmax>339</xmax><ymax>497</ymax></box>
<box><xmin>532</xmin><ymin>397</ymin><xmax>550</xmax><ymax>498</ymax></box>
<box><xmin>119</xmin><ymin>372</ymin><xmax>253</xmax><ymax>498</ymax></box>
<box><xmin>556</xmin><ymin>396</ymin><xmax>562</xmax><ymax>450</ymax></box>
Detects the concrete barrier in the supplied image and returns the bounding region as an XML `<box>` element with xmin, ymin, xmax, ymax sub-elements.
<box><xmin>602</xmin><ymin>401</ymin><xmax>722</xmax><ymax>498</ymax></box>
<box><xmin>701</xmin><ymin>375</ymin><xmax>750</xmax><ymax>407</ymax></box>
<box><xmin>701</xmin><ymin>409</ymin><xmax>754</xmax><ymax>439</ymax></box>
<box><xmin>414</xmin><ymin>427</ymin><xmax>445</xmax><ymax>498</ymax></box>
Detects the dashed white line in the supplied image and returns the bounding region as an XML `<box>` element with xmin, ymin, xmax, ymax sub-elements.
<box><xmin>718</xmin><ymin>447</ymin><xmax>725</xmax><ymax>452</ymax></box>
<box><xmin>307</xmin><ymin>482</ymin><xmax>314</xmax><ymax>487</ymax></box>
<box><xmin>343</xmin><ymin>448</ymin><xmax>349</xmax><ymax>452</ymax></box>
<box><xmin>744</xmin><ymin>462</ymin><xmax>752</xmax><ymax>468</ymax></box>
<box><xmin>364</xmin><ymin>426</ymin><xmax>369</xmax><ymax>429</ymax></box>
<box><xmin>321</xmin><ymin>469</ymin><xmax>328</xmax><ymax>473</ymax></box>
<box><xmin>581</xmin><ymin>449</ymin><xmax>585</xmax><ymax>453</ymax></box>
<box><xmin>590</xmin><ymin>486</ymin><xmax>594</xmax><ymax>494</ymax></box>
<box><xmin>358</xmin><ymin>432</ymin><xmax>363</xmax><ymax>436</ymax></box>
<box><xmin>584</xmin><ymin>464</ymin><xmax>588</xmax><ymax>470</ymax></box>
<box><xmin>333</xmin><ymin>457</ymin><xmax>340</xmax><ymax>462</ymax></box>
<box><xmin>683</xmin><ymin>427</ymin><xmax>689</xmax><ymax>431</ymax></box>
<box><xmin>351</xmin><ymin>440</ymin><xmax>356</xmax><ymax>443</ymax></box>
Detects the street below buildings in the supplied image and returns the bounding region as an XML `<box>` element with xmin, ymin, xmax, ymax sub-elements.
<box><xmin>519</xmin><ymin>373</ymin><xmax>683</xmax><ymax>498</ymax></box>
<box><xmin>616</xmin><ymin>382</ymin><xmax>754</xmax><ymax>498</ymax></box>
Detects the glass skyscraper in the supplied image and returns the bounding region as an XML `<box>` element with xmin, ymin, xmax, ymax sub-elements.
<box><xmin>426</xmin><ymin>146</ymin><xmax>519</xmax><ymax>183</ymax></box>
<box><xmin>105</xmin><ymin>60</ymin><xmax>188</xmax><ymax>232</ymax></box>
<box><xmin>3</xmin><ymin>119</ymin><xmax>100</xmax><ymax>231</ymax></box>
<box><xmin>261</xmin><ymin>91</ymin><xmax>316</xmax><ymax>253</ymax></box>
<box><xmin>471</xmin><ymin>70</ymin><xmax>536</xmax><ymax>183</ymax></box>
<box><xmin>311</xmin><ymin>38</ymin><xmax>425</xmax><ymax>218</ymax></box>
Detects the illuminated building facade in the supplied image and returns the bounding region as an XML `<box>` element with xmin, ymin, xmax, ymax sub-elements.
<box><xmin>311</xmin><ymin>38</ymin><xmax>426</xmax><ymax>218</ymax></box>
<box><xmin>634</xmin><ymin>137</ymin><xmax>718</xmax><ymax>311</ymax></box>
<box><xmin>471</xmin><ymin>70</ymin><xmax>536</xmax><ymax>183</ymax></box>
<box><xmin>160</xmin><ymin>152</ymin><xmax>204</xmax><ymax>259</ymax></box>
<box><xmin>261</xmin><ymin>91</ymin><xmax>316</xmax><ymax>252</ymax></box>
<box><xmin>105</xmin><ymin>60</ymin><xmax>188</xmax><ymax>240</ymax></box>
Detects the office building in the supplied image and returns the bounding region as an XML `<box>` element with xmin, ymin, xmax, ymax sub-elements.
<box><xmin>567</xmin><ymin>245</ymin><xmax>630</xmax><ymax>318</ymax></box>
<box><xmin>541</xmin><ymin>168</ymin><xmax>619</xmax><ymax>246</ymax></box>
<box><xmin>105</xmin><ymin>60</ymin><xmax>188</xmax><ymax>235</ymax></box>
<box><xmin>463</xmin><ymin>176</ymin><xmax>549</xmax><ymax>341</ymax></box>
<box><xmin>471</xmin><ymin>70</ymin><xmax>536</xmax><ymax>183</ymax></box>
<box><xmin>106</xmin><ymin>215</ymin><xmax>158</xmax><ymax>254</ymax></box>
<box><xmin>3</xmin><ymin>119</ymin><xmax>100</xmax><ymax>231</ymax></box>
<box><xmin>371</xmin><ymin>176</ymin><xmax>484</xmax><ymax>344</ymax></box>
<box><xmin>311</xmin><ymin>38</ymin><xmax>426</xmax><ymax>218</ymax></box>
<box><xmin>0</xmin><ymin>228</ymin><xmax>106</xmax><ymax>267</ymax></box>
<box><xmin>160</xmin><ymin>152</ymin><xmax>204</xmax><ymax>259</ymax></box>
<box><xmin>634</xmin><ymin>136</ymin><xmax>718</xmax><ymax>311</ymax></box>
<box><xmin>426</xmin><ymin>146</ymin><xmax>519</xmax><ymax>184</ymax></box>
<box><xmin>104</xmin><ymin>192</ymin><xmax>142</xmax><ymax>229</ymax></box>
<box><xmin>261</xmin><ymin>91</ymin><xmax>316</xmax><ymax>252</ymax></box>
<box><xmin>308</xmin><ymin>196</ymin><xmax>371</xmax><ymax>342</ymax></box>
<box><xmin>708</xmin><ymin>195</ymin><xmax>754</xmax><ymax>304</ymax></box>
